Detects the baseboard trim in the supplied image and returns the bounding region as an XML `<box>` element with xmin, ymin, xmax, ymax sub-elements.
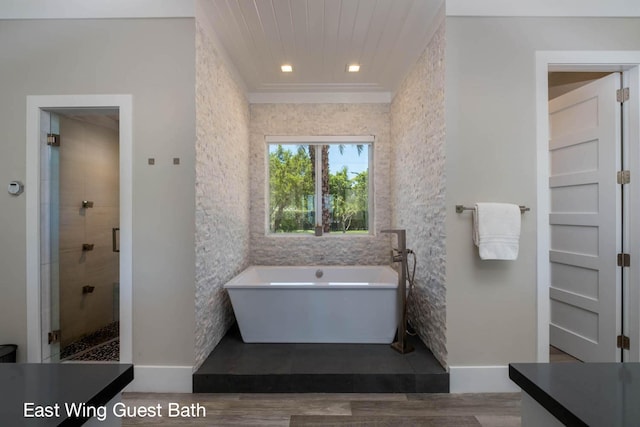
<box><xmin>125</xmin><ymin>365</ymin><xmax>193</xmax><ymax>393</ymax></box>
<box><xmin>449</xmin><ymin>365</ymin><xmax>521</xmax><ymax>393</ymax></box>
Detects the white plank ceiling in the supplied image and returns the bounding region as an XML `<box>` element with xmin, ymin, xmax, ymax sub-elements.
<box><xmin>201</xmin><ymin>0</ymin><xmax>443</xmax><ymax>94</ymax></box>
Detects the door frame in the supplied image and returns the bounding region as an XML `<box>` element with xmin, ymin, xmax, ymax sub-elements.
<box><xmin>536</xmin><ymin>51</ymin><xmax>640</xmax><ymax>362</ymax></box>
<box><xmin>26</xmin><ymin>94</ymin><xmax>133</xmax><ymax>363</ymax></box>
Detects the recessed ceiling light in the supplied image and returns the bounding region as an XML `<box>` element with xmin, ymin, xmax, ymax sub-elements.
<box><xmin>281</xmin><ymin>64</ymin><xmax>293</xmax><ymax>73</ymax></box>
<box><xmin>347</xmin><ymin>64</ymin><xmax>360</xmax><ymax>73</ymax></box>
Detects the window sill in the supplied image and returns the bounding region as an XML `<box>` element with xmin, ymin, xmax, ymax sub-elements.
<box><xmin>266</xmin><ymin>232</ymin><xmax>375</xmax><ymax>238</ymax></box>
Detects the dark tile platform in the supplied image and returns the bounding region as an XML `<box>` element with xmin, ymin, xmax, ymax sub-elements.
<box><xmin>194</xmin><ymin>325</ymin><xmax>448</xmax><ymax>393</ymax></box>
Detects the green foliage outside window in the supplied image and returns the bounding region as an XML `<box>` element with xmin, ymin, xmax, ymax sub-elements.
<box><xmin>269</xmin><ymin>145</ymin><xmax>314</xmax><ymax>233</ymax></box>
<box><xmin>268</xmin><ymin>143</ymin><xmax>370</xmax><ymax>234</ymax></box>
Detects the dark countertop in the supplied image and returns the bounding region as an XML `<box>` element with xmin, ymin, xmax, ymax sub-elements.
<box><xmin>510</xmin><ymin>363</ymin><xmax>640</xmax><ymax>427</ymax></box>
<box><xmin>0</xmin><ymin>363</ymin><xmax>133</xmax><ymax>426</ymax></box>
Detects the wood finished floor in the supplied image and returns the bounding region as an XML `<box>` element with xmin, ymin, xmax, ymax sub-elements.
<box><xmin>121</xmin><ymin>392</ymin><xmax>521</xmax><ymax>426</ymax></box>
<box><xmin>549</xmin><ymin>345</ymin><xmax>582</xmax><ymax>363</ymax></box>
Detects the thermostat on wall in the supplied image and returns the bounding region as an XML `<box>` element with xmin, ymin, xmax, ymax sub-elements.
<box><xmin>8</xmin><ymin>181</ymin><xmax>24</xmax><ymax>196</ymax></box>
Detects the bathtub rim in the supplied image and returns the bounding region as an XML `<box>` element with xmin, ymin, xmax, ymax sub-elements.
<box><xmin>224</xmin><ymin>265</ymin><xmax>399</xmax><ymax>290</ymax></box>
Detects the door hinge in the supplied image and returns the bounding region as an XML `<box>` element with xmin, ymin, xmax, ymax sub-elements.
<box><xmin>617</xmin><ymin>253</ymin><xmax>631</xmax><ymax>267</ymax></box>
<box><xmin>617</xmin><ymin>335</ymin><xmax>630</xmax><ymax>350</ymax></box>
<box><xmin>617</xmin><ymin>170</ymin><xmax>630</xmax><ymax>185</ymax></box>
<box><xmin>46</xmin><ymin>133</ymin><xmax>60</xmax><ymax>147</ymax></box>
<box><xmin>48</xmin><ymin>329</ymin><xmax>61</xmax><ymax>344</ymax></box>
<box><xmin>617</xmin><ymin>87</ymin><xmax>630</xmax><ymax>103</ymax></box>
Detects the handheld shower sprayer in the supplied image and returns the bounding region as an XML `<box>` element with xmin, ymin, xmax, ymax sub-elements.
<box><xmin>381</xmin><ymin>229</ymin><xmax>415</xmax><ymax>354</ymax></box>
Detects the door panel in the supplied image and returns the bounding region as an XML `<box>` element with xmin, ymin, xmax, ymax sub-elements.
<box><xmin>42</xmin><ymin>111</ymin><xmax>120</xmax><ymax>362</ymax></box>
<box><xmin>549</xmin><ymin>72</ymin><xmax>621</xmax><ymax>362</ymax></box>
<box><xmin>550</xmin><ymin>260</ymin><xmax>599</xmax><ymax>299</ymax></box>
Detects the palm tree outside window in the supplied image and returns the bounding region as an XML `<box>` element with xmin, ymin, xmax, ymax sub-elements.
<box><xmin>267</xmin><ymin>137</ymin><xmax>372</xmax><ymax>235</ymax></box>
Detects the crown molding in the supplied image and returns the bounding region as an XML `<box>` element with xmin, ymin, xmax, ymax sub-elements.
<box><xmin>256</xmin><ymin>82</ymin><xmax>385</xmax><ymax>92</ymax></box>
<box><xmin>248</xmin><ymin>92</ymin><xmax>392</xmax><ymax>104</ymax></box>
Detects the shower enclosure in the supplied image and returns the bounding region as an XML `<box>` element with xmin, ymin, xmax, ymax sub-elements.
<box><xmin>40</xmin><ymin>110</ymin><xmax>120</xmax><ymax>362</ymax></box>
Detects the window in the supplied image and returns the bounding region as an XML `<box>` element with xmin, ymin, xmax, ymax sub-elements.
<box><xmin>267</xmin><ymin>136</ymin><xmax>373</xmax><ymax>235</ymax></box>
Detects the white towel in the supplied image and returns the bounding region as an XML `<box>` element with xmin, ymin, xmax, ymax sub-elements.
<box><xmin>473</xmin><ymin>203</ymin><xmax>521</xmax><ymax>260</ymax></box>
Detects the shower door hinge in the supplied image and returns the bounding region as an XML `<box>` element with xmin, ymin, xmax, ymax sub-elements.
<box><xmin>48</xmin><ymin>329</ymin><xmax>61</xmax><ymax>344</ymax></box>
<box><xmin>617</xmin><ymin>170</ymin><xmax>630</xmax><ymax>185</ymax></box>
<box><xmin>617</xmin><ymin>335</ymin><xmax>630</xmax><ymax>350</ymax></box>
<box><xmin>617</xmin><ymin>253</ymin><xmax>631</xmax><ymax>267</ymax></box>
<box><xmin>617</xmin><ymin>87</ymin><xmax>630</xmax><ymax>103</ymax></box>
<box><xmin>46</xmin><ymin>133</ymin><xmax>60</xmax><ymax>147</ymax></box>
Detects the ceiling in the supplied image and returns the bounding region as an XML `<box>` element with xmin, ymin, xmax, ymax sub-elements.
<box><xmin>49</xmin><ymin>108</ymin><xmax>120</xmax><ymax>130</ymax></box>
<box><xmin>201</xmin><ymin>0</ymin><xmax>444</xmax><ymax>94</ymax></box>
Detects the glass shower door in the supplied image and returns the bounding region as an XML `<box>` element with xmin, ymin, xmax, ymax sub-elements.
<box><xmin>41</xmin><ymin>110</ymin><xmax>120</xmax><ymax>363</ymax></box>
<box><xmin>41</xmin><ymin>111</ymin><xmax>61</xmax><ymax>362</ymax></box>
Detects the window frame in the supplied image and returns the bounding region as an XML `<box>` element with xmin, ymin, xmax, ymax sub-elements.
<box><xmin>265</xmin><ymin>135</ymin><xmax>375</xmax><ymax>236</ymax></box>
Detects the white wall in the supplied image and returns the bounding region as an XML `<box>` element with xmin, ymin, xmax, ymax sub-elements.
<box><xmin>446</xmin><ymin>17</ymin><xmax>640</xmax><ymax>367</ymax></box>
<box><xmin>0</xmin><ymin>19</ymin><xmax>196</xmax><ymax>367</ymax></box>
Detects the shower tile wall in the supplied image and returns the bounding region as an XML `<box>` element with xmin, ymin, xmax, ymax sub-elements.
<box><xmin>58</xmin><ymin>116</ymin><xmax>119</xmax><ymax>348</ymax></box>
<box><xmin>390</xmin><ymin>20</ymin><xmax>447</xmax><ymax>368</ymax></box>
<box><xmin>195</xmin><ymin>21</ymin><xmax>251</xmax><ymax>370</ymax></box>
<box><xmin>249</xmin><ymin>103</ymin><xmax>391</xmax><ymax>266</ymax></box>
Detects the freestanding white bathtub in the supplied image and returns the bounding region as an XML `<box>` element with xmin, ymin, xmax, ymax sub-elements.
<box><xmin>224</xmin><ymin>265</ymin><xmax>399</xmax><ymax>344</ymax></box>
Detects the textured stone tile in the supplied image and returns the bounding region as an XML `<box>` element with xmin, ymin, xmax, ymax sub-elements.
<box><xmin>249</xmin><ymin>103</ymin><xmax>392</xmax><ymax>266</ymax></box>
<box><xmin>194</xmin><ymin>19</ymin><xmax>448</xmax><ymax>373</ymax></box>
<box><xmin>390</xmin><ymin>21</ymin><xmax>447</xmax><ymax>368</ymax></box>
<box><xmin>194</xmin><ymin>22</ymin><xmax>251</xmax><ymax>370</ymax></box>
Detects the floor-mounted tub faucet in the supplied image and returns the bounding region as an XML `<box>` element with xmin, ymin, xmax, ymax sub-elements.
<box><xmin>381</xmin><ymin>229</ymin><xmax>414</xmax><ymax>354</ymax></box>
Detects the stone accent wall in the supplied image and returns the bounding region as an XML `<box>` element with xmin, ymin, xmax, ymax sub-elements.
<box><xmin>249</xmin><ymin>103</ymin><xmax>391</xmax><ymax>266</ymax></box>
<box><xmin>194</xmin><ymin>22</ymin><xmax>250</xmax><ymax>370</ymax></box>
<box><xmin>390</xmin><ymin>21</ymin><xmax>447</xmax><ymax>368</ymax></box>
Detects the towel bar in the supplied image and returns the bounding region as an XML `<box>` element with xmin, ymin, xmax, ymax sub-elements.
<box><xmin>456</xmin><ymin>204</ymin><xmax>530</xmax><ymax>214</ymax></box>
